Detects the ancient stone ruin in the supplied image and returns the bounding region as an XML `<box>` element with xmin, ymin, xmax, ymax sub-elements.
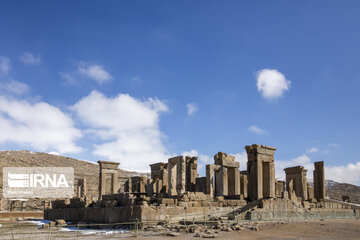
<box><xmin>45</xmin><ymin>144</ymin><xmax>360</xmax><ymax>223</ymax></box>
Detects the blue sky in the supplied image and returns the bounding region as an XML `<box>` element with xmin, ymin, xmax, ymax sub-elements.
<box><xmin>0</xmin><ymin>1</ymin><xmax>359</xmax><ymax>184</ymax></box>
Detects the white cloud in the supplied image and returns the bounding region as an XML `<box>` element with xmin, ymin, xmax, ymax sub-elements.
<box><xmin>60</xmin><ymin>72</ymin><xmax>77</xmax><ymax>85</ymax></box>
<box><xmin>232</xmin><ymin>151</ymin><xmax>248</xmax><ymax>171</ymax></box>
<box><xmin>186</xmin><ymin>103</ymin><xmax>198</xmax><ymax>115</ymax></box>
<box><xmin>78</xmin><ymin>64</ymin><xmax>111</xmax><ymax>84</ymax></box>
<box><xmin>0</xmin><ymin>80</ymin><xmax>29</xmax><ymax>95</ymax></box>
<box><xmin>306</xmin><ymin>147</ymin><xmax>318</xmax><ymax>153</ymax></box>
<box><xmin>256</xmin><ymin>69</ymin><xmax>291</xmax><ymax>99</ymax></box>
<box><xmin>19</xmin><ymin>52</ymin><xmax>41</xmax><ymax>65</ymax></box>
<box><xmin>325</xmin><ymin>162</ymin><xmax>360</xmax><ymax>185</ymax></box>
<box><xmin>0</xmin><ymin>96</ymin><xmax>82</xmax><ymax>153</ymax></box>
<box><xmin>275</xmin><ymin>153</ymin><xmax>360</xmax><ymax>185</ymax></box>
<box><xmin>275</xmin><ymin>154</ymin><xmax>314</xmax><ymax>180</ymax></box>
<box><xmin>0</xmin><ymin>56</ymin><xmax>10</xmax><ymax>74</ymax></box>
<box><xmin>248</xmin><ymin>125</ymin><xmax>268</xmax><ymax>135</ymax></box>
<box><xmin>61</xmin><ymin>62</ymin><xmax>111</xmax><ymax>85</ymax></box>
<box><xmin>71</xmin><ymin>91</ymin><xmax>169</xmax><ymax>171</ymax></box>
<box><xmin>182</xmin><ymin>149</ymin><xmax>199</xmax><ymax>157</ymax></box>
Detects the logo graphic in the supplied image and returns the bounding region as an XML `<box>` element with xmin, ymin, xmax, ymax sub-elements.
<box><xmin>3</xmin><ymin>167</ymin><xmax>74</xmax><ymax>198</ymax></box>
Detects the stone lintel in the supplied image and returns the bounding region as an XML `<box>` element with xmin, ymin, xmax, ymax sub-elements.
<box><xmin>284</xmin><ymin>166</ymin><xmax>305</xmax><ymax>174</ymax></box>
<box><xmin>245</xmin><ymin>144</ymin><xmax>277</xmax><ymax>156</ymax></box>
<box><xmin>214</xmin><ymin>152</ymin><xmax>239</xmax><ymax>168</ymax></box>
<box><xmin>150</xmin><ymin>162</ymin><xmax>166</xmax><ymax>169</ymax></box>
<box><xmin>97</xmin><ymin>161</ymin><xmax>120</xmax><ymax>170</ymax></box>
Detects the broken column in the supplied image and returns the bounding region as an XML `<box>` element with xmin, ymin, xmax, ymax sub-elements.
<box><xmin>214</xmin><ymin>152</ymin><xmax>240</xmax><ymax>197</ymax></box>
<box><xmin>131</xmin><ymin>176</ymin><xmax>148</xmax><ymax>193</ymax></box>
<box><xmin>167</xmin><ymin>156</ymin><xmax>186</xmax><ymax>196</ymax></box>
<box><xmin>284</xmin><ymin>166</ymin><xmax>308</xmax><ymax>201</ymax></box>
<box><xmin>150</xmin><ymin>162</ymin><xmax>168</xmax><ymax>194</ymax></box>
<box><xmin>275</xmin><ymin>180</ymin><xmax>285</xmax><ymax>198</ymax></box>
<box><xmin>240</xmin><ymin>171</ymin><xmax>248</xmax><ymax>199</ymax></box>
<box><xmin>77</xmin><ymin>178</ymin><xmax>87</xmax><ymax>198</ymax></box>
<box><xmin>215</xmin><ymin>166</ymin><xmax>228</xmax><ymax>196</ymax></box>
<box><xmin>245</xmin><ymin>144</ymin><xmax>276</xmax><ymax>201</ymax></box>
<box><xmin>186</xmin><ymin>156</ymin><xmax>198</xmax><ymax>192</ymax></box>
<box><xmin>313</xmin><ymin>161</ymin><xmax>325</xmax><ymax>201</ymax></box>
<box><xmin>206</xmin><ymin>164</ymin><xmax>220</xmax><ymax>197</ymax></box>
<box><xmin>97</xmin><ymin>161</ymin><xmax>120</xmax><ymax>199</ymax></box>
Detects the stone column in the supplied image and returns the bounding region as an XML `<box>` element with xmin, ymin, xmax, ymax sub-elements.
<box><xmin>168</xmin><ymin>156</ymin><xmax>186</xmax><ymax>196</ymax></box>
<box><xmin>77</xmin><ymin>179</ymin><xmax>87</xmax><ymax>198</ymax></box>
<box><xmin>215</xmin><ymin>167</ymin><xmax>228</xmax><ymax>196</ymax></box>
<box><xmin>99</xmin><ymin>168</ymin><xmax>106</xmax><ymax>199</ymax></box>
<box><xmin>313</xmin><ymin>161</ymin><xmax>325</xmax><ymax>201</ymax></box>
<box><xmin>228</xmin><ymin>168</ymin><xmax>240</xmax><ymax>196</ymax></box>
<box><xmin>240</xmin><ymin>173</ymin><xmax>248</xmax><ymax>199</ymax></box>
<box><xmin>186</xmin><ymin>156</ymin><xmax>198</xmax><ymax>192</ymax></box>
<box><xmin>111</xmin><ymin>172</ymin><xmax>118</xmax><ymax>194</ymax></box>
<box><xmin>206</xmin><ymin>165</ymin><xmax>214</xmax><ymax>197</ymax></box>
<box><xmin>245</xmin><ymin>144</ymin><xmax>276</xmax><ymax>201</ymax></box>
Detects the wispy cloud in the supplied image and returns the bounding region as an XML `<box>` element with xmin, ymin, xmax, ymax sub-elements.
<box><xmin>306</xmin><ymin>147</ymin><xmax>318</xmax><ymax>153</ymax></box>
<box><xmin>0</xmin><ymin>56</ymin><xmax>10</xmax><ymax>74</ymax></box>
<box><xmin>248</xmin><ymin>125</ymin><xmax>268</xmax><ymax>135</ymax></box>
<box><xmin>131</xmin><ymin>76</ymin><xmax>144</xmax><ymax>85</ymax></box>
<box><xmin>0</xmin><ymin>80</ymin><xmax>29</xmax><ymax>95</ymax></box>
<box><xmin>329</xmin><ymin>143</ymin><xmax>341</xmax><ymax>148</ymax></box>
<box><xmin>256</xmin><ymin>69</ymin><xmax>291</xmax><ymax>100</ymax></box>
<box><xmin>19</xmin><ymin>52</ymin><xmax>41</xmax><ymax>65</ymax></box>
<box><xmin>186</xmin><ymin>102</ymin><xmax>198</xmax><ymax>115</ymax></box>
<box><xmin>61</xmin><ymin>62</ymin><xmax>112</xmax><ymax>85</ymax></box>
<box><xmin>78</xmin><ymin>64</ymin><xmax>111</xmax><ymax>84</ymax></box>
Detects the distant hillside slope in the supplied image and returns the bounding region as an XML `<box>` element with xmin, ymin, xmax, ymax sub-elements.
<box><xmin>0</xmin><ymin>150</ymin><xmax>141</xmax><ymax>197</ymax></box>
<box><xmin>326</xmin><ymin>180</ymin><xmax>360</xmax><ymax>204</ymax></box>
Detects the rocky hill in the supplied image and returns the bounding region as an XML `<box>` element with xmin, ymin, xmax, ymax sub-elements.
<box><xmin>0</xmin><ymin>150</ymin><xmax>142</xmax><ymax>199</ymax></box>
<box><xmin>326</xmin><ymin>180</ymin><xmax>360</xmax><ymax>204</ymax></box>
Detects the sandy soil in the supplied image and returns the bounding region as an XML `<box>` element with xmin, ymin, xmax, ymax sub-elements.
<box><xmin>137</xmin><ymin>219</ymin><xmax>360</xmax><ymax>240</ymax></box>
<box><xmin>0</xmin><ymin>219</ymin><xmax>359</xmax><ymax>239</ymax></box>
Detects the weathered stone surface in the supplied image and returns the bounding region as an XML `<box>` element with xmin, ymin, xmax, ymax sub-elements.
<box><xmin>228</xmin><ymin>167</ymin><xmax>240</xmax><ymax>197</ymax></box>
<box><xmin>186</xmin><ymin>156</ymin><xmax>199</xmax><ymax>192</ymax></box>
<box><xmin>284</xmin><ymin>166</ymin><xmax>308</xmax><ymax>201</ymax></box>
<box><xmin>98</xmin><ymin>161</ymin><xmax>120</xmax><ymax>199</ymax></box>
<box><xmin>314</xmin><ymin>161</ymin><xmax>325</xmax><ymax>201</ymax></box>
<box><xmin>214</xmin><ymin>152</ymin><xmax>239</xmax><ymax>168</ymax></box>
<box><xmin>245</xmin><ymin>144</ymin><xmax>276</xmax><ymax>201</ymax></box>
<box><xmin>168</xmin><ymin>156</ymin><xmax>186</xmax><ymax>196</ymax></box>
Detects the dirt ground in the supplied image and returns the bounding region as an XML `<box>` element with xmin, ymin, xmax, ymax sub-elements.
<box><xmin>138</xmin><ymin>219</ymin><xmax>360</xmax><ymax>240</ymax></box>
<box><xmin>0</xmin><ymin>219</ymin><xmax>359</xmax><ymax>239</ymax></box>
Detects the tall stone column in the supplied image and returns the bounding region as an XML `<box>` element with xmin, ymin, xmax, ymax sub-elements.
<box><xmin>168</xmin><ymin>156</ymin><xmax>186</xmax><ymax>196</ymax></box>
<box><xmin>111</xmin><ymin>172</ymin><xmax>118</xmax><ymax>194</ymax></box>
<box><xmin>99</xmin><ymin>169</ymin><xmax>106</xmax><ymax>199</ymax></box>
<box><xmin>245</xmin><ymin>144</ymin><xmax>276</xmax><ymax>201</ymax></box>
<box><xmin>228</xmin><ymin>167</ymin><xmax>240</xmax><ymax>196</ymax></box>
<box><xmin>186</xmin><ymin>156</ymin><xmax>198</xmax><ymax>192</ymax></box>
<box><xmin>313</xmin><ymin>161</ymin><xmax>325</xmax><ymax>201</ymax></box>
<box><xmin>240</xmin><ymin>173</ymin><xmax>248</xmax><ymax>199</ymax></box>
<box><xmin>215</xmin><ymin>167</ymin><xmax>228</xmax><ymax>196</ymax></box>
<box><xmin>206</xmin><ymin>165</ymin><xmax>214</xmax><ymax>197</ymax></box>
